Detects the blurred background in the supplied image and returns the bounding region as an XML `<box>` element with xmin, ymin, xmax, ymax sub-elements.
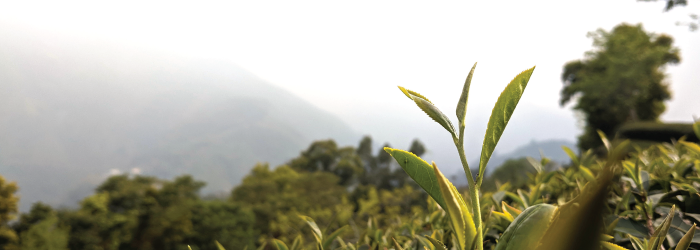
<box><xmin>0</xmin><ymin>1</ymin><xmax>698</xmax><ymax>249</ymax></box>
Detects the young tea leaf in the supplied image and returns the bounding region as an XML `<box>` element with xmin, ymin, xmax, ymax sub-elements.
<box><xmin>674</xmin><ymin>223</ymin><xmax>696</xmax><ymax>250</ymax></box>
<box><xmin>384</xmin><ymin>148</ymin><xmax>446</xmax><ymax>209</ymax></box>
<box><xmin>649</xmin><ymin>206</ymin><xmax>676</xmax><ymax>250</ymax></box>
<box><xmin>597</xmin><ymin>130</ymin><xmax>611</xmax><ymax>152</ymax></box>
<box><xmin>434</xmin><ymin>162</ymin><xmax>475</xmax><ymax>250</ymax></box>
<box><xmin>478</xmin><ymin>66</ymin><xmax>536</xmax><ymax>185</ymax></box>
<box><xmin>456</xmin><ymin>62</ymin><xmax>477</xmax><ymax>128</ymax></box>
<box><xmin>424</xmin><ymin>236</ymin><xmax>449</xmax><ymax>250</ymax></box>
<box><xmin>397</xmin><ymin>86</ymin><xmax>456</xmax><ymax>137</ymax></box>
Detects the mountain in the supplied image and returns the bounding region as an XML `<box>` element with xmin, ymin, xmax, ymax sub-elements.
<box><xmin>448</xmin><ymin>139</ymin><xmax>577</xmax><ymax>187</ymax></box>
<box><xmin>0</xmin><ymin>30</ymin><xmax>358</xmax><ymax>211</ymax></box>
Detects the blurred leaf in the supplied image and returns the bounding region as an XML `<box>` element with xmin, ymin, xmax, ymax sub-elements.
<box><xmin>272</xmin><ymin>239</ymin><xmax>289</xmax><ymax>250</ymax></box>
<box><xmin>601</xmin><ymin>241</ymin><xmax>626</xmax><ymax>250</ymax></box>
<box><xmin>495</xmin><ymin>204</ymin><xmax>557</xmax><ymax>250</ymax></box>
<box><xmin>323</xmin><ymin>225</ymin><xmax>349</xmax><ymax>249</ymax></box>
<box><xmin>562</xmin><ymin>146</ymin><xmax>580</xmax><ymax>167</ymax></box>
<box><xmin>675</xmin><ymin>223</ymin><xmax>696</xmax><ymax>250</ymax></box>
<box><xmin>299</xmin><ymin>215</ymin><xmax>324</xmax><ymax>245</ymax></box>
<box><xmin>478</xmin><ymin>66</ymin><xmax>536</xmax><ymax>185</ymax></box>
<box><xmin>392</xmin><ymin>238</ymin><xmax>404</xmax><ymax>250</ymax></box>
<box><xmin>215</xmin><ymin>241</ymin><xmax>226</xmax><ymax>250</ymax></box>
<box><xmin>597</xmin><ymin>130</ymin><xmax>611</xmax><ymax>152</ymax></box>
<box><xmin>680</xmin><ymin>141</ymin><xmax>700</xmax><ymax>155</ymax></box>
<box><xmin>424</xmin><ymin>236</ymin><xmax>449</xmax><ymax>250</ymax></box>
<box><xmin>384</xmin><ymin>148</ymin><xmax>446</xmax><ymax>209</ymax></box>
<box><xmin>502</xmin><ymin>201</ymin><xmax>522</xmax><ymax>217</ymax></box>
<box><xmin>526</xmin><ymin>157</ymin><xmax>543</xmax><ymax>174</ymax></box>
<box><xmin>456</xmin><ymin>62</ymin><xmax>477</xmax><ymax>128</ymax></box>
<box><xmin>433</xmin><ymin>162</ymin><xmax>475</xmax><ymax>250</ymax></box>
<box><xmin>291</xmin><ymin>235</ymin><xmax>303</xmax><ymax>250</ymax></box>
<box><xmin>536</xmin><ymin>158</ymin><xmax>614</xmax><ymax>250</ymax></box>
<box><xmin>693</xmin><ymin>120</ymin><xmax>700</xmax><ymax>139</ymax></box>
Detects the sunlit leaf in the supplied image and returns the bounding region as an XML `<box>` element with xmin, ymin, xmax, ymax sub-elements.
<box><xmin>398</xmin><ymin>86</ymin><xmax>456</xmax><ymax>136</ymax></box>
<box><xmin>495</xmin><ymin>204</ymin><xmax>557</xmax><ymax>250</ymax></box>
<box><xmin>649</xmin><ymin>205</ymin><xmax>676</xmax><ymax>250</ymax></box>
<box><xmin>456</xmin><ymin>62</ymin><xmax>477</xmax><ymax>128</ymax></box>
<box><xmin>215</xmin><ymin>241</ymin><xmax>226</xmax><ymax>250</ymax></box>
<box><xmin>597</xmin><ymin>130</ymin><xmax>611</xmax><ymax>152</ymax></box>
<box><xmin>424</xmin><ymin>236</ymin><xmax>449</xmax><ymax>250</ymax></box>
<box><xmin>384</xmin><ymin>148</ymin><xmax>446</xmax><ymax>209</ymax></box>
<box><xmin>601</xmin><ymin>241</ymin><xmax>627</xmax><ymax>250</ymax></box>
<box><xmin>478</xmin><ymin>66</ymin><xmax>536</xmax><ymax>185</ymax></box>
<box><xmin>434</xmin><ymin>162</ymin><xmax>476</xmax><ymax>250</ymax></box>
<box><xmin>562</xmin><ymin>146</ymin><xmax>580</xmax><ymax>167</ymax></box>
<box><xmin>675</xmin><ymin>223</ymin><xmax>696</xmax><ymax>250</ymax></box>
<box><xmin>502</xmin><ymin>201</ymin><xmax>522</xmax><ymax>217</ymax></box>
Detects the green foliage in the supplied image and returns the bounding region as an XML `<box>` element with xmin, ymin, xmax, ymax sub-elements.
<box><xmin>0</xmin><ymin>175</ymin><xmax>19</xmax><ymax>250</ymax></box>
<box><xmin>560</xmin><ymin>23</ymin><xmax>680</xmax><ymax>150</ymax></box>
<box><xmin>19</xmin><ymin>214</ymin><xmax>69</xmax><ymax>250</ymax></box>
<box><xmin>230</xmin><ymin>164</ymin><xmax>351</xmax><ymax>244</ymax></box>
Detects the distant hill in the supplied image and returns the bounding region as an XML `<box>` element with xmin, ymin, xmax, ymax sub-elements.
<box><xmin>0</xmin><ymin>31</ymin><xmax>358</xmax><ymax>211</ymax></box>
<box><xmin>449</xmin><ymin>139</ymin><xmax>577</xmax><ymax>187</ymax></box>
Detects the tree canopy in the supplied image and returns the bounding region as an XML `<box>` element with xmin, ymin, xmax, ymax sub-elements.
<box><xmin>560</xmin><ymin>23</ymin><xmax>680</xmax><ymax>150</ymax></box>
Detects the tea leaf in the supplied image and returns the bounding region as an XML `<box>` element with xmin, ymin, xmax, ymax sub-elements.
<box><xmin>526</xmin><ymin>156</ymin><xmax>543</xmax><ymax>173</ymax></box>
<box><xmin>424</xmin><ymin>236</ymin><xmax>449</xmax><ymax>250</ymax></box>
<box><xmin>299</xmin><ymin>215</ymin><xmax>324</xmax><ymax>245</ymax></box>
<box><xmin>272</xmin><ymin>239</ymin><xmax>289</xmax><ymax>250</ymax></box>
<box><xmin>562</xmin><ymin>146</ymin><xmax>579</xmax><ymax>167</ymax></box>
<box><xmin>392</xmin><ymin>238</ymin><xmax>404</xmax><ymax>250</ymax></box>
<box><xmin>323</xmin><ymin>225</ymin><xmax>349</xmax><ymax>249</ymax></box>
<box><xmin>693</xmin><ymin>120</ymin><xmax>700</xmax><ymax>139</ymax></box>
<box><xmin>215</xmin><ymin>241</ymin><xmax>226</xmax><ymax>250</ymax></box>
<box><xmin>502</xmin><ymin>201</ymin><xmax>522</xmax><ymax>217</ymax></box>
<box><xmin>597</xmin><ymin>130</ymin><xmax>611</xmax><ymax>152</ymax></box>
<box><xmin>398</xmin><ymin>86</ymin><xmax>456</xmax><ymax>136</ymax></box>
<box><xmin>291</xmin><ymin>235</ymin><xmax>303</xmax><ymax>250</ymax></box>
<box><xmin>675</xmin><ymin>223</ymin><xmax>696</xmax><ymax>250</ymax></box>
<box><xmin>478</xmin><ymin>66</ymin><xmax>535</xmax><ymax>185</ymax></box>
<box><xmin>649</xmin><ymin>205</ymin><xmax>675</xmax><ymax>250</ymax></box>
<box><xmin>456</xmin><ymin>62</ymin><xmax>477</xmax><ymax>128</ymax></box>
<box><xmin>399</xmin><ymin>86</ymin><xmax>433</xmax><ymax>104</ymax></box>
<box><xmin>384</xmin><ymin>148</ymin><xmax>446</xmax><ymax>209</ymax></box>
<box><xmin>601</xmin><ymin>242</ymin><xmax>627</xmax><ymax>250</ymax></box>
<box><xmin>434</xmin><ymin>162</ymin><xmax>475</xmax><ymax>250</ymax></box>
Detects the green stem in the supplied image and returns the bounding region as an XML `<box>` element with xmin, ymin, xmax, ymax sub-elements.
<box><xmin>455</xmin><ymin>130</ymin><xmax>483</xmax><ymax>250</ymax></box>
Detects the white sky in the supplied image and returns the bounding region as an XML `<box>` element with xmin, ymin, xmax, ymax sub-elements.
<box><xmin>1</xmin><ymin>0</ymin><xmax>699</xmax><ymax>159</ymax></box>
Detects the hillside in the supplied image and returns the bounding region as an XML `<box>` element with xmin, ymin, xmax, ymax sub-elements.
<box><xmin>0</xmin><ymin>31</ymin><xmax>358</xmax><ymax>211</ymax></box>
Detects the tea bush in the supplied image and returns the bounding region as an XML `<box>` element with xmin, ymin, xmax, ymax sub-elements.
<box><xmin>243</xmin><ymin>64</ymin><xmax>700</xmax><ymax>250</ymax></box>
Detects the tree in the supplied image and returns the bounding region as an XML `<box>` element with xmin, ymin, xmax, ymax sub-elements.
<box><xmin>0</xmin><ymin>175</ymin><xmax>19</xmax><ymax>250</ymax></box>
<box><xmin>560</xmin><ymin>23</ymin><xmax>680</xmax><ymax>150</ymax></box>
<box><xmin>230</xmin><ymin>164</ymin><xmax>351</xmax><ymax>243</ymax></box>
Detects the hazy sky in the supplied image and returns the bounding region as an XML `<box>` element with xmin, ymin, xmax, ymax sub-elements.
<box><xmin>2</xmin><ymin>0</ymin><xmax>699</xmax><ymax>160</ymax></box>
